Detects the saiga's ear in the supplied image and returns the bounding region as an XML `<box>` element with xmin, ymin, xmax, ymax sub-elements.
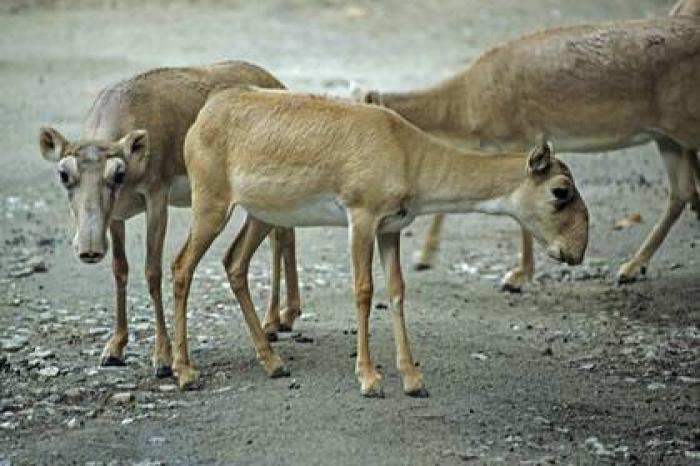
<box><xmin>527</xmin><ymin>140</ymin><xmax>554</xmax><ymax>174</ymax></box>
<box><xmin>119</xmin><ymin>129</ymin><xmax>149</xmax><ymax>162</ymax></box>
<box><xmin>39</xmin><ymin>127</ymin><xmax>69</xmax><ymax>162</ymax></box>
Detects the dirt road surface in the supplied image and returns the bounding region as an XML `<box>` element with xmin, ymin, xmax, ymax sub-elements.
<box><xmin>1</xmin><ymin>0</ymin><xmax>698</xmax><ymax>464</ymax></box>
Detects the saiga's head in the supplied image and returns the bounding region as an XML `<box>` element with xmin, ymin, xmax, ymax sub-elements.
<box><xmin>38</xmin><ymin>127</ymin><xmax>148</xmax><ymax>263</ymax></box>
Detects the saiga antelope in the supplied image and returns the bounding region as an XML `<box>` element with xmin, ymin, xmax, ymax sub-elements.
<box><xmin>171</xmin><ymin>88</ymin><xmax>589</xmax><ymax>394</ymax></box>
<box><xmin>38</xmin><ymin>62</ymin><xmax>301</xmax><ymax>377</ymax></box>
<box><xmin>363</xmin><ymin>16</ymin><xmax>700</xmax><ymax>290</ymax></box>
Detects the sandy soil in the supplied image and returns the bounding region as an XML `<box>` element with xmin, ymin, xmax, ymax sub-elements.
<box><xmin>1</xmin><ymin>0</ymin><xmax>699</xmax><ymax>464</ymax></box>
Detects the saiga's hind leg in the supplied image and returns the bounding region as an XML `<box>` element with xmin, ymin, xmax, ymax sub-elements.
<box><xmin>223</xmin><ymin>216</ymin><xmax>289</xmax><ymax>378</ymax></box>
<box><xmin>413</xmin><ymin>213</ymin><xmax>445</xmax><ymax>270</ymax></box>
<box><xmin>262</xmin><ymin>228</ymin><xmax>302</xmax><ymax>339</ymax></box>
<box><xmin>617</xmin><ymin>139</ymin><xmax>696</xmax><ymax>283</ymax></box>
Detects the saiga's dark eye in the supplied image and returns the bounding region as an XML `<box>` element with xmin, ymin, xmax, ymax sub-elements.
<box><xmin>58</xmin><ymin>170</ymin><xmax>70</xmax><ymax>185</ymax></box>
<box><xmin>552</xmin><ymin>187</ymin><xmax>569</xmax><ymax>201</ymax></box>
<box><xmin>113</xmin><ymin>170</ymin><xmax>125</xmax><ymax>185</ymax></box>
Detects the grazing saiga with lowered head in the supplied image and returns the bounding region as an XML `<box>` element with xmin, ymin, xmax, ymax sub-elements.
<box><xmin>363</xmin><ymin>16</ymin><xmax>700</xmax><ymax>290</ymax></box>
<box><xmin>38</xmin><ymin>61</ymin><xmax>301</xmax><ymax>377</ymax></box>
<box><xmin>171</xmin><ymin>87</ymin><xmax>588</xmax><ymax>394</ymax></box>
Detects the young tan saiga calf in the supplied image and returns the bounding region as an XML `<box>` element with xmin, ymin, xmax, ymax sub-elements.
<box><xmin>171</xmin><ymin>88</ymin><xmax>589</xmax><ymax>395</ymax></box>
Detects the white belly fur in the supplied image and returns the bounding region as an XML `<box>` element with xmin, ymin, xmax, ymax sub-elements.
<box><xmin>169</xmin><ymin>175</ymin><xmax>192</xmax><ymax>207</ymax></box>
<box><xmin>242</xmin><ymin>195</ymin><xmax>349</xmax><ymax>228</ymax></box>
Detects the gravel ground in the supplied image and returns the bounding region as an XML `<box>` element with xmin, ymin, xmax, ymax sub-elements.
<box><xmin>1</xmin><ymin>0</ymin><xmax>699</xmax><ymax>464</ymax></box>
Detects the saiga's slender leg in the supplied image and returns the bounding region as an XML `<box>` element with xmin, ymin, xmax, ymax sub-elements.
<box><xmin>100</xmin><ymin>220</ymin><xmax>129</xmax><ymax>366</ymax></box>
<box><xmin>145</xmin><ymin>190</ymin><xmax>173</xmax><ymax>377</ymax></box>
<box><xmin>349</xmin><ymin>210</ymin><xmax>383</xmax><ymax>397</ymax></box>
<box><xmin>171</xmin><ymin>199</ymin><xmax>231</xmax><ymax>389</ymax></box>
<box><xmin>223</xmin><ymin>216</ymin><xmax>289</xmax><ymax>378</ymax></box>
<box><xmin>501</xmin><ymin>230</ymin><xmax>534</xmax><ymax>293</ymax></box>
<box><xmin>278</xmin><ymin>227</ymin><xmax>302</xmax><ymax>331</ymax></box>
<box><xmin>262</xmin><ymin>228</ymin><xmax>284</xmax><ymax>340</ymax></box>
<box><xmin>413</xmin><ymin>213</ymin><xmax>445</xmax><ymax>270</ymax></box>
<box><xmin>618</xmin><ymin>139</ymin><xmax>696</xmax><ymax>283</ymax></box>
<box><xmin>377</xmin><ymin>231</ymin><xmax>428</xmax><ymax>397</ymax></box>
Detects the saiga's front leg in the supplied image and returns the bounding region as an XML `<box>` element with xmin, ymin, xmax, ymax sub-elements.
<box><xmin>101</xmin><ymin>220</ymin><xmax>129</xmax><ymax>366</ymax></box>
<box><xmin>501</xmin><ymin>229</ymin><xmax>534</xmax><ymax>293</ymax></box>
<box><xmin>377</xmin><ymin>231</ymin><xmax>428</xmax><ymax>397</ymax></box>
<box><xmin>413</xmin><ymin>213</ymin><xmax>445</xmax><ymax>270</ymax></box>
<box><xmin>145</xmin><ymin>190</ymin><xmax>173</xmax><ymax>377</ymax></box>
<box><xmin>350</xmin><ymin>210</ymin><xmax>383</xmax><ymax>397</ymax></box>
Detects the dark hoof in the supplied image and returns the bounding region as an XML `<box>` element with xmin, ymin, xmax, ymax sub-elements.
<box><xmin>155</xmin><ymin>365</ymin><xmax>173</xmax><ymax>378</ymax></box>
<box><xmin>100</xmin><ymin>356</ymin><xmax>126</xmax><ymax>367</ymax></box>
<box><xmin>406</xmin><ymin>387</ymin><xmax>430</xmax><ymax>398</ymax></box>
<box><xmin>278</xmin><ymin>324</ymin><xmax>294</xmax><ymax>333</ymax></box>
<box><xmin>270</xmin><ymin>366</ymin><xmax>291</xmax><ymax>378</ymax></box>
<box><xmin>413</xmin><ymin>262</ymin><xmax>432</xmax><ymax>272</ymax></box>
<box><xmin>500</xmin><ymin>283</ymin><xmax>522</xmax><ymax>294</ymax></box>
<box><xmin>361</xmin><ymin>389</ymin><xmax>385</xmax><ymax>399</ymax></box>
<box><xmin>266</xmin><ymin>331</ymin><xmax>279</xmax><ymax>342</ymax></box>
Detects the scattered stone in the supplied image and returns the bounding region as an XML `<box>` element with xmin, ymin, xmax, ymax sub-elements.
<box><xmin>149</xmin><ymin>436</ymin><xmax>167</xmax><ymax>446</ymax></box>
<box><xmin>64</xmin><ymin>388</ymin><xmax>83</xmax><ymax>400</ymax></box>
<box><xmin>158</xmin><ymin>384</ymin><xmax>178</xmax><ymax>393</ymax></box>
<box><xmin>115</xmin><ymin>383</ymin><xmax>137</xmax><ymax>390</ymax></box>
<box><xmin>27</xmin><ymin>256</ymin><xmax>48</xmax><ymax>273</ymax></box>
<box><xmin>121</xmin><ymin>417</ymin><xmax>134</xmax><ymax>426</ymax></box>
<box><xmin>585</xmin><ymin>436</ymin><xmax>613</xmax><ymax>457</ymax></box>
<box><xmin>1</xmin><ymin>336</ymin><xmax>28</xmax><ymax>352</ymax></box>
<box><xmin>678</xmin><ymin>376</ymin><xmax>700</xmax><ymax>385</ymax></box>
<box><xmin>579</xmin><ymin>363</ymin><xmax>596</xmax><ymax>371</ymax></box>
<box><xmin>110</xmin><ymin>392</ymin><xmax>134</xmax><ymax>404</ymax></box>
<box><xmin>38</xmin><ymin>366</ymin><xmax>60</xmax><ymax>378</ymax></box>
<box><xmin>646</xmin><ymin>382</ymin><xmax>666</xmax><ymax>391</ymax></box>
<box><xmin>470</xmin><ymin>352</ymin><xmax>488</xmax><ymax>361</ymax></box>
<box><xmin>31</xmin><ymin>348</ymin><xmax>54</xmax><ymax>359</ymax></box>
<box><xmin>294</xmin><ymin>335</ymin><xmax>314</xmax><ymax>344</ymax></box>
<box><xmin>288</xmin><ymin>379</ymin><xmax>301</xmax><ymax>390</ymax></box>
<box><xmin>66</xmin><ymin>416</ymin><xmax>81</xmax><ymax>429</ymax></box>
<box><xmin>88</xmin><ymin>327</ymin><xmax>110</xmax><ymax>336</ymax></box>
<box><xmin>685</xmin><ymin>451</ymin><xmax>700</xmax><ymax>459</ymax></box>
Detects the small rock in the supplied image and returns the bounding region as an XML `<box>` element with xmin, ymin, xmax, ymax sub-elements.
<box><xmin>64</xmin><ymin>387</ymin><xmax>83</xmax><ymax>400</ymax></box>
<box><xmin>294</xmin><ymin>335</ymin><xmax>314</xmax><ymax>344</ymax></box>
<box><xmin>121</xmin><ymin>417</ymin><xmax>134</xmax><ymax>426</ymax></box>
<box><xmin>88</xmin><ymin>327</ymin><xmax>109</xmax><ymax>336</ymax></box>
<box><xmin>38</xmin><ymin>366</ymin><xmax>60</xmax><ymax>378</ymax></box>
<box><xmin>110</xmin><ymin>392</ymin><xmax>134</xmax><ymax>404</ymax></box>
<box><xmin>66</xmin><ymin>416</ymin><xmax>81</xmax><ymax>429</ymax></box>
<box><xmin>685</xmin><ymin>451</ymin><xmax>700</xmax><ymax>459</ymax></box>
<box><xmin>288</xmin><ymin>379</ymin><xmax>301</xmax><ymax>390</ymax></box>
<box><xmin>646</xmin><ymin>382</ymin><xmax>666</xmax><ymax>391</ymax></box>
<box><xmin>678</xmin><ymin>376</ymin><xmax>700</xmax><ymax>385</ymax></box>
<box><xmin>158</xmin><ymin>384</ymin><xmax>178</xmax><ymax>393</ymax></box>
<box><xmin>149</xmin><ymin>436</ymin><xmax>167</xmax><ymax>445</ymax></box>
<box><xmin>1</xmin><ymin>336</ymin><xmax>28</xmax><ymax>352</ymax></box>
<box><xmin>470</xmin><ymin>352</ymin><xmax>488</xmax><ymax>361</ymax></box>
<box><xmin>27</xmin><ymin>256</ymin><xmax>48</xmax><ymax>273</ymax></box>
